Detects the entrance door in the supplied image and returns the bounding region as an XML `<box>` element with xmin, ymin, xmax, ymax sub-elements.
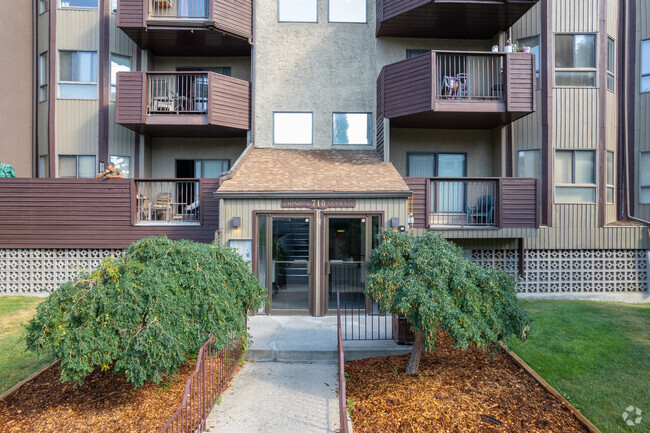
<box><xmin>325</xmin><ymin>216</ymin><xmax>380</xmax><ymax>313</ymax></box>
<box><xmin>257</xmin><ymin>215</ymin><xmax>312</xmax><ymax>314</ymax></box>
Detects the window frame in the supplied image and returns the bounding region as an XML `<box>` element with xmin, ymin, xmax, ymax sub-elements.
<box><xmin>58</xmin><ymin>50</ymin><xmax>99</xmax><ymax>100</ymax></box>
<box><xmin>639</xmin><ymin>152</ymin><xmax>650</xmax><ymax>204</ymax></box>
<box><xmin>328</xmin><ymin>0</ymin><xmax>367</xmax><ymax>24</ymax></box>
<box><xmin>59</xmin><ymin>0</ymin><xmax>99</xmax><ymax>10</ymax></box>
<box><xmin>277</xmin><ymin>0</ymin><xmax>318</xmax><ymax>23</ymax></box>
<box><xmin>516</xmin><ymin>35</ymin><xmax>541</xmax><ymax>89</ymax></box>
<box><xmin>607</xmin><ymin>36</ymin><xmax>615</xmax><ymax>92</ymax></box>
<box><xmin>39</xmin><ymin>52</ymin><xmax>48</xmax><ymax>102</ymax></box>
<box><xmin>554</xmin><ymin>33</ymin><xmax>597</xmax><ymax>88</ymax></box>
<box><xmin>642</xmin><ymin>39</ymin><xmax>650</xmax><ymax>93</ymax></box>
<box><xmin>273</xmin><ymin>112</ymin><xmax>314</xmax><ymax>145</ymax></box>
<box><xmin>606</xmin><ymin>151</ymin><xmax>615</xmax><ymax>204</ymax></box>
<box><xmin>332</xmin><ymin>112</ymin><xmax>372</xmax><ymax>146</ymax></box>
<box><xmin>110</xmin><ymin>53</ymin><xmax>132</xmax><ymax>102</ymax></box>
<box><xmin>554</xmin><ymin>149</ymin><xmax>597</xmax><ymax>204</ymax></box>
<box><xmin>58</xmin><ymin>154</ymin><xmax>97</xmax><ymax>178</ymax></box>
<box><xmin>406</xmin><ymin>152</ymin><xmax>467</xmax><ymax>178</ymax></box>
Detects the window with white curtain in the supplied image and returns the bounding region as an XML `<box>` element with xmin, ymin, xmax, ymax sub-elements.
<box><xmin>329</xmin><ymin>0</ymin><xmax>366</xmax><ymax>23</ymax></box>
<box><xmin>555</xmin><ymin>34</ymin><xmax>597</xmax><ymax>87</ymax></box>
<box><xmin>642</xmin><ymin>40</ymin><xmax>650</xmax><ymax>93</ymax></box>
<box><xmin>517</xmin><ymin>150</ymin><xmax>541</xmax><ymax>179</ymax></box>
<box><xmin>58</xmin><ymin>155</ymin><xmax>96</xmax><ymax>178</ymax></box>
<box><xmin>278</xmin><ymin>0</ymin><xmax>317</xmax><ymax>22</ymax></box>
<box><xmin>110</xmin><ymin>155</ymin><xmax>131</xmax><ymax>178</ymax></box>
<box><xmin>274</xmin><ymin>112</ymin><xmax>313</xmax><ymax>145</ymax></box>
<box><xmin>640</xmin><ymin>152</ymin><xmax>650</xmax><ymax>203</ymax></box>
<box><xmin>110</xmin><ymin>54</ymin><xmax>132</xmax><ymax>101</ymax></box>
<box><xmin>59</xmin><ymin>51</ymin><xmax>98</xmax><ymax>99</ymax></box>
<box><xmin>555</xmin><ymin>150</ymin><xmax>596</xmax><ymax>203</ymax></box>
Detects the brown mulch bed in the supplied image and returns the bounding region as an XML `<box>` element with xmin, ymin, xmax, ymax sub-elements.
<box><xmin>0</xmin><ymin>362</ymin><xmax>204</xmax><ymax>433</ymax></box>
<box><xmin>346</xmin><ymin>333</ymin><xmax>591</xmax><ymax>433</ymax></box>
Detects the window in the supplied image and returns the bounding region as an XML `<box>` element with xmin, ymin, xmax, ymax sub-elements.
<box><xmin>39</xmin><ymin>0</ymin><xmax>49</xmax><ymax>13</ymax></box>
<box><xmin>607</xmin><ymin>37</ymin><xmax>615</xmax><ymax>92</ymax></box>
<box><xmin>112</xmin><ymin>0</ymin><xmax>117</xmax><ymax>13</ymax></box>
<box><xmin>406</xmin><ymin>49</ymin><xmax>430</xmax><ymax>59</ymax></box>
<box><xmin>110</xmin><ymin>155</ymin><xmax>130</xmax><ymax>178</ymax></box>
<box><xmin>555</xmin><ymin>34</ymin><xmax>596</xmax><ymax>87</ymax></box>
<box><xmin>407</xmin><ymin>153</ymin><xmax>466</xmax><ymax>177</ymax></box>
<box><xmin>176</xmin><ymin>159</ymin><xmax>230</xmax><ymax>178</ymax></box>
<box><xmin>642</xmin><ymin>40</ymin><xmax>650</xmax><ymax>93</ymax></box>
<box><xmin>59</xmin><ymin>51</ymin><xmax>98</xmax><ymax>99</ymax></box>
<box><xmin>176</xmin><ymin>66</ymin><xmax>232</xmax><ymax>77</ymax></box>
<box><xmin>39</xmin><ymin>52</ymin><xmax>48</xmax><ymax>102</ymax></box>
<box><xmin>58</xmin><ymin>155</ymin><xmax>96</xmax><ymax>178</ymax></box>
<box><xmin>517</xmin><ymin>35</ymin><xmax>541</xmax><ymax>87</ymax></box>
<box><xmin>606</xmin><ymin>151</ymin><xmax>614</xmax><ymax>204</ymax></box>
<box><xmin>333</xmin><ymin>113</ymin><xmax>371</xmax><ymax>145</ymax></box>
<box><xmin>39</xmin><ymin>155</ymin><xmax>48</xmax><ymax>178</ymax></box>
<box><xmin>273</xmin><ymin>112</ymin><xmax>313</xmax><ymax>145</ymax></box>
<box><xmin>60</xmin><ymin>0</ymin><xmax>98</xmax><ymax>9</ymax></box>
<box><xmin>110</xmin><ymin>54</ymin><xmax>132</xmax><ymax>101</ymax></box>
<box><xmin>329</xmin><ymin>0</ymin><xmax>366</xmax><ymax>23</ymax></box>
<box><xmin>640</xmin><ymin>152</ymin><xmax>650</xmax><ymax>203</ymax></box>
<box><xmin>517</xmin><ymin>150</ymin><xmax>541</xmax><ymax>179</ymax></box>
<box><xmin>555</xmin><ymin>150</ymin><xmax>596</xmax><ymax>203</ymax></box>
<box><xmin>278</xmin><ymin>0</ymin><xmax>317</xmax><ymax>22</ymax></box>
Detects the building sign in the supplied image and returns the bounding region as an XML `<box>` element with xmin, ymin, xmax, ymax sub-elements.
<box><xmin>281</xmin><ymin>199</ymin><xmax>357</xmax><ymax>209</ymax></box>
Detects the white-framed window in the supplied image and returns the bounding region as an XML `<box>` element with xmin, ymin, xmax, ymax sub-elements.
<box><xmin>39</xmin><ymin>0</ymin><xmax>49</xmax><ymax>14</ymax></box>
<box><xmin>329</xmin><ymin>0</ymin><xmax>366</xmax><ymax>23</ymax></box>
<box><xmin>332</xmin><ymin>113</ymin><xmax>371</xmax><ymax>145</ymax></box>
<box><xmin>273</xmin><ymin>112</ymin><xmax>313</xmax><ymax>145</ymax></box>
<box><xmin>517</xmin><ymin>35</ymin><xmax>541</xmax><ymax>88</ymax></box>
<box><xmin>39</xmin><ymin>52</ymin><xmax>48</xmax><ymax>102</ymax></box>
<box><xmin>554</xmin><ymin>150</ymin><xmax>596</xmax><ymax>203</ymax></box>
<box><xmin>110</xmin><ymin>53</ymin><xmax>132</xmax><ymax>101</ymax></box>
<box><xmin>639</xmin><ymin>152</ymin><xmax>650</xmax><ymax>203</ymax></box>
<box><xmin>606</xmin><ymin>151</ymin><xmax>614</xmax><ymax>204</ymax></box>
<box><xmin>112</xmin><ymin>0</ymin><xmax>117</xmax><ymax>13</ymax></box>
<box><xmin>110</xmin><ymin>155</ymin><xmax>131</xmax><ymax>178</ymax></box>
<box><xmin>59</xmin><ymin>50</ymin><xmax>98</xmax><ymax>99</ymax></box>
<box><xmin>60</xmin><ymin>0</ymin><xmax>98</xmax><ymax>9</ymax></box>
<box><xmin>642</xmin><ymin>40</ymin><xmax>650</xmax><ymax>93</ymax></box>
<box><xmin>555</xmin><ymin>34</ymin><xmax>597</xmax><ymax>87</ymax></box>
<box><xmin>278</xmin><ymin>0</ymin><xmax>317</xmax><ymax>22</ymax></box>
<box><xmin>607</xmin><ymin>37</ymin><xmax>615</xmax><ymax>92</ymax></box>
<box><xmin>58</xmin><ymin>155</ymin><xmax>96</xmax><ymax>178</ymax></box>
<box><xmin>517</xmin><ymin>150</ymin><xmax>541</xmax><ymax>179</ymax></box>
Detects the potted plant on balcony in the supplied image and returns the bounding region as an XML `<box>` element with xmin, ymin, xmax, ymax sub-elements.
<box><xmin>504</xmin><ymin>39</ymin><xmax>514</xmax><ymax>53</ymax></box>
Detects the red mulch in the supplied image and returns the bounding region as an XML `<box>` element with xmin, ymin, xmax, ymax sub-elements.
<box><xmin>0</xmin><ymin>362</ymin><xmax>201</xmax><ymax>433</ymax></box>
<box><xmin>346</xmin><ymin>333</ymin><xmax>591</xmax><ymax>433</ymax></box>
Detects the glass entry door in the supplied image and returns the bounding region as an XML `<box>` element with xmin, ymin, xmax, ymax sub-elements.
<box><xmin>326</xmin><ymin>216</ymin><xmax>380</xmax><ymax>312</ymax></box>
<box><xmin>257</xmin><ymin>215</ymin><xmax>312</xmax><ymax>314</ymax></box>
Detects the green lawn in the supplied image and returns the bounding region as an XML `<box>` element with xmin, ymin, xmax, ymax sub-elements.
<box><xmin>0</xmin><ymin>296</ymin><xmax>53</xmax><ymax>394</ymax></box>
<box><xmin>506</xmin><ymin>300</ymin><xmax>650</xmax><ymax>433</ymax></box>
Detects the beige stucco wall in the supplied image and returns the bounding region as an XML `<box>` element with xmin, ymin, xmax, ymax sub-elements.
<box><xmin>150</xmin><ymin>138</ymin><xmax>247</xmax><ymax>177</ymax></box>
<box><xmin>0</xmin><ymin>0</ymin><xmax>34</xmax><ymax>177</ymax></box>
<box><xmin>388</xmin><ymin>128</ymin><xmax>494</xmax><ymax>177</ymax></box>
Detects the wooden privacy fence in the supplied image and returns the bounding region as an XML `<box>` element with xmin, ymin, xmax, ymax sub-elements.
<box><xmin>158</xmin><ymin>333</ymin><xmax>243</xmax><ymax>433</ymax></box>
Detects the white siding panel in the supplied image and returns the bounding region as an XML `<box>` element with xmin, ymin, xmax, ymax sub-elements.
<box><xmin>553</xmin><ymin>0</ymin><xmax>599</xmax><ymax>33</ymax></box>
<box><xmin>554</xmin><ymin>89</ymin><xmax>599</xmax><ymax>149</ymax></box>
<box><xmin>55</xmin><ymin>100</ymin><xmax>99</xmax><ymax>155</ymax></box>
<box><xmin>56</xmin><ymin>9</ymin><xmax>99</xmax><ymax>51</ymax></box>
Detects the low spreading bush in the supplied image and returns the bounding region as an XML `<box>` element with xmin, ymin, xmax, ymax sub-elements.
<box><xmin>26</xmin><ymin>236</ymin><xmax>266</xmax><ymax>388</ymax></box>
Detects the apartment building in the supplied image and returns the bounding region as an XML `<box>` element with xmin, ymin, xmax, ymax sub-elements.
<box><xmin>0</xmin><ymin>0</ymin><xmax>648</xmax><ymax>314</ymax></box>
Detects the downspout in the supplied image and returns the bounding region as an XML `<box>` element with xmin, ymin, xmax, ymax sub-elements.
<box><xmin>249</xmin><ymin>0</ymin><xmax>255</xmax><ymax>146</ymax></box>
<box><xmin>32</xmin><ymin>0</ymin><xmax>38</xmax><ymax>177</ymax></box>
<box><xmin>622</xmin><ymin>0</ymin><xmax>650</xmax><ymax>226</ymax></box>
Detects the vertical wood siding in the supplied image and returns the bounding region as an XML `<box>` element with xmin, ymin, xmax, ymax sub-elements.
<box><xmin>553</xmin><ymin>89</ymin><xmax>599</xmax><ymax>149</ymax></box>
<box><xmin>636</xmin><ymin>0</ymin><xmax>650</xmax><ymax>219</ymax></box>
<box><xmin>115</xmin><ymin>72</ymin><xmax>145</xmax><ymax>124</ymax></box>
<box><xmin>383</xmin><ymin>53</ymin><xmax>432</xmax><ymax>118</ymax></box>
<box><xmin>210</xmin><ymin>73</ymin><xmax>250</xmax><ymax>130</ymax></box>
<box><xmin>606</xmin><ymin>0</ymin><xmax>619</xmax><ymax>37</ymax></box>
<box><xmin>512</xmin><ymin>103</ymin><xmax>543</xmax><ymax>151</ymax></box>
<box><xmin>0</xmin><ymin>179</ymin><xmax>219</xmax><ymax>248</ymax></box>
<box><xmin>56</xmin><ymin>9</ymin><xmax>99</xmax><ymax>50</ymax></box>
<box><xmin>553</xmin><ymin>0</ymin><xmax>599</xmax><ymax>33</ymax></box>
<box><xmin>512</xmin><ymin>2</ymin><xmax>542</xmax><ymax>38</ymax></box>
<box><xmin>55</xmin><ymin>101</ymin><xmax>100</xmax><ymax>156</ymax></box>
<box><xmin>506</xmin><ymin>54</ymin><xmax>536</xmax><ymax>112</ymax></box>
<box><xmin>117</xmin><ymin>0</ymin><xmax>145</xmax><ymax>28</ymax></box>
<box><xmin>213</xmin><ymin>0</ymin><xmax>252</xmax><ymax>39</ymax></box>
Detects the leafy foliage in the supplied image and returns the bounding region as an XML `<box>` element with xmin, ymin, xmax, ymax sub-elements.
<box><xmin>0</xmin><ymin>162</ymin><xmax>16</xmax><ymax>178</ymax></box>
<box><xmin>26</xmin><ymin>236</ymin><xmax>266</xmax><ymax>388</ymax></box>
<box><xmin>366</xmin><ymin>230</ymin><xmax>530</xmax><ymax>373</ymax></box>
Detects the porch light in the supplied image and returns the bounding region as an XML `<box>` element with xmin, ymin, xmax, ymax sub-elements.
<box><xmin>390</xmin><ymin>217</ymin><xmax>400</xmax><ymax>228</ymax></box>
<box><xmin>232</xmin><ymin>217</ymin><xmax>241</xmax><ymax>228</ymax></box>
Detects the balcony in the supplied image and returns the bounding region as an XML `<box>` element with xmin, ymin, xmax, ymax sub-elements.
<box><xmin>117</xmin><ymin>0</ymin><xmax>252</xmax><ymax>56</ymax></box>
<box><xmin>115</xmin><ymin>71</ymin><xmax>250</xmax><ymax>137</ymax></box>
<box><xmin>135</xmin><ymin>179</ymin><xmax>201</xmax><ymax>224</ymax></box>
<box><xmin>376</xmin><ymin>0</ymin><xmax>539</xmax><ymax>39</ymax></box>
<box><xmin>378</xmin><ymin>51</ymin><xmax>536</xmax><ymax>129</ymax></box>
<box><xmin>404</xmin><ymin>177</ymin><xmax>539</xmax><ymax>233</ymax></box>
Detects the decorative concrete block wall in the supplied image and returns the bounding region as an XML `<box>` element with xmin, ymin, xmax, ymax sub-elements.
<box><xmin>0</xmin><ymin>249</ymin><xmax>122</xmax><ymax>294</ymax></box>
<box><xmin>471</xmin><ymin>249</ymin><xmax>649</xmax><ymax>293</ymax></box>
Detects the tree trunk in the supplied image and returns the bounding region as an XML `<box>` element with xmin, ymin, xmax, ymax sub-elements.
<box><xmin>405</xmin><ymin>331</ymin><xmax>424</xmax><ymax>374</ymax></box>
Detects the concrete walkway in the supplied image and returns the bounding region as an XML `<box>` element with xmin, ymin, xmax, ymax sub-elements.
<box><xmin>205</xmin><ymin>362</ymin><xmax>339</xmax><ymax>433</ymax></box>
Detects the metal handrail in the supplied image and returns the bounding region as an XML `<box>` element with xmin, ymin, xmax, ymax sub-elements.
<box><xmin>337</xmin><ymin>292</ymin><xmax>350</xmax><ymax>433</ymax></box>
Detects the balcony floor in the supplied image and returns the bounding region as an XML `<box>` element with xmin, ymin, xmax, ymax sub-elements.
<box><xmin>390</xmin><ymin>108</ymin><xmax>530</xmax><ymax>129</ymax></box>
<box><xmin>120</xmin><ymin>27</ymin><xmax>251</xmax><ymax>56</ymax></box>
